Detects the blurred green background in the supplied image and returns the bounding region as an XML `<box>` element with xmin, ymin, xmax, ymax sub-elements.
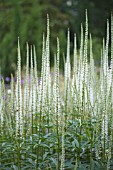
<box><xmin>0</xmin><ymin>0</ymin><xmax>113</xmax><ymax>77</ymax></box>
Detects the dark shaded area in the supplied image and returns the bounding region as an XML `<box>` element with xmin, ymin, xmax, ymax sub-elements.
<box><xmin>0</xmin><ymin>0</ymin><xmax>113</xmax><ymax>76</ymax></box>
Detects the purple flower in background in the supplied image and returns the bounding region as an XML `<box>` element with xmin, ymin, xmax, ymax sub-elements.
<box><xmin>5</xmin><ymin>77</ymin><xmax>11</xmax><ymax>82</ymax></box>
<box><xmin>21</xmin><ymin>79</ymin><xmax>24</xmax><ymax>85</ymax></box>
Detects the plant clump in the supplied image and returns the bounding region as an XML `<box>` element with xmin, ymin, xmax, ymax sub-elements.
<box><xmin>0</xmin><ymin>12</ymin><xmax>113</xmax><ymax>170</ymax></box>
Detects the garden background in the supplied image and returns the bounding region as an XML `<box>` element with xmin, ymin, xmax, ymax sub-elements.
<box><xmin>0</xmin><ymin>0</ymin><xmax>113</xmax><ymax>77</ymax></box>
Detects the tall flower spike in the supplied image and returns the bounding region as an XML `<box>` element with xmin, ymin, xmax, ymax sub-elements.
<box><xmin>106</xmin><ymin>20</ymin><xmax>109</xmax><ymax>66</ymax></box>
<box><xmin>78</xmin><ymin>24</ymin><xmax>84</xmax><ymax>103</ymax></box>
<box><xmin>33</xmin><ymin>46</ymin><xmax>38</xmax><ymax>113</ymax></box>
<box><xmin>46</xmin><ymin>14</ymin><xmax>50</xmax><ymax>81</ymax></box>
<box><xmin>39</xmin><ymin>33</ymin><xmax>46</xmax><ymax>114</ymax></box>
<box><xmin>72</xmin><ymin>34</ymin><xmax>78</xmax><ymax>102</ymax></box>
<box><xmin>7</xmin><ymin>74</ymin><xmax>14</xmax><ymax>136</ymax></box>
<box><xmin>29</xmin><ymin>46</ymin><xmax>34</xmax><ymax>116</ymax></box>
<box><xmin>24</xmin><ymin>43</ymin><xmax>29</xmax><ymax>117</ymax></box>
<box><xmin>89</xmin><ymin>34</ymin><xmax>94</xmax><ymax>107</ymax></box>
<box><xmin>89</xmin><ymin>34</ymin><xmax>93</xmax><ymax>74</ymax></box>
<box><xmin>73</xmin><ymin>34</ymin><xmax>77</xmax><ymax>80</ymax></box>
<box><xmin>84</xmin><ymin>9</ymin><xmax>88</xmax><ymax>65</ymax></box>
<box><xmin>66</xmin><ymin>29</ymin><xmax>71</xmax><ymax>79</ymax></box>
<box><xmin>16</xmin><ymin>37</ymin><xmax>23</xmax><ymax>135</ymax></box>
<box><xmin>56</xmin><ymin>37</ymin><xmax>60</xmax><ymax>86</ymax></box>
<box><xmin>64</xmin><ymin>29</ymin><xmax>72</xmax><ymax>122</ymax></box>
<box><xmin>105</xmin><ymin>20</ymin><xmax>109</xmax><ymax>109</ymax></box>
<box><xmin>53</xmin><ymin>38</ymin><xmax>60</xmax><ymax>124</ymax></box>
<box><xmin>65</xmin><ymin>29</ymin><xmax>71</xmax><ymax>96</ymax></box>
<box><xmin>79</xmin><ymin>24</ymin><xmax>84</xmax><ymax>66</ymax></box>
<box><xmin>83</xmin><ymin>10</ymin><xmax>88</xmax><ymax>108</ymax></box>
<box><xmin>46</xmin><ymin>14</ymin><xmax>51</xmax><ymax>111</ymax></box>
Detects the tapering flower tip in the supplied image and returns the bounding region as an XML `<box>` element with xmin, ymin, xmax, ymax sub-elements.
<box><xmin>81</xmin><ymin>23</ymin><xmax>83</xmax><ymax>29</ymax></box>
<box><xmin>26</xmin><ymin>43</ymin><xmax>29</xmax><ymax>65</ymax></box>
<box><xmin>107</xmin><ymin>19</ymin><xmax>109</xmax><ymax>34</ymax></box>
<box><xmin>80</xmin><ymin>23</ymin><xmax>83</xmax><ymax>44</ymax></box>
<box><xmin>90</xmin><ymin>33</ymin><xmax>92</xmax><ymax>50</ymax></box>
<box><xmin>41</xmin><ymin>34</ymin><xmax>45</xmax><ymax>67</ymax></box>
<box><xmin>106</xmin><ymin>19</ymin><xmax>109</xmax><ymax>55</ymax></box>
<box><xmin>26</xmin><ymin>42</ymin><xmax>29</xmax><ymax>58</ymax></box>
<box><xmin>85</xmin><ymin>9</ymin><xmax>88</xmax><ymax>21</ymax></box>
<box><xmin>18</xmin><ymin>36</ymin><xmax>19</xmax><ymax>44</ymax></box>
<box><xmin>74</xmin><ymin>33</ymin><xmax>77</xmax><ymax>49</ymax></box>
<box><xmin>74</xmin><ymin>34</ymin><xmax>77</xmax><ymax>49</ymax></box>
<box><xmin>30</xmin><ymin>45</ymin><xmax>33</xmax><ymax>69</ymax></box>
<box><xmin>67</xmin><ymin>28</ymin><xmax>70</xmax><ymax>38</ymax></box>
<box><xmin>74</xmin><ymin>33</ymin><xmax>76</xmax><ymax>38</ymax></box>
<box><xmin>85</xmin><ymin>9</ymin><xmax>88</xmax><ymax>33</ymax></box>
<box><xmin>26</xmin><ymin>42</ymin><xmax>29</xmax><ymax>52</ymax></box>
<box><xmin>26</xmin><ymin>41</ymin><xmax>28</xmax><ymax>46</ymax></box>
<box><xmin>90</xmin><ymin>33</ymin><xmax>91</xmax><ymax>39</ymax></box>
<box><xmin>17</xmin><ymin>37</ymin><xmax>20</xmax><ymax>51</ymax></box>
<box><xmin>33</xmin><ymin>45</ymin><xmax>37</xmax><ymax>63</ymax></box>
<box><xmin>57</xmin><ymin>37</ymin><xmax>60</xmax><ymax>67</ymax></box>
<box><xmin>73</xmin><ymin>33</ymin><xmax>77</xmax><ymax>70</ymax></box>
<box><xmin>33</xmin><ymin>45</ymin><xmax>38</xmax><ymax>77</ymax></box>
<box><xmin>66</xmin><ymin>28</ymin><xmax>70</xmax><ymax>62</ymax></box>
<box><xmin>17</xmin><ymin>37</ymin><xmax>21</xmax><ymax>64</ymax></box>
<box><xmin>67</xmin><ymin>28</ymin><xmax>70</xmax><ymax>47</ymax></box>
<box><xmin>33</xmin><ymin>45</ymin><xmax>36</xmax><ymax>59</ymax></box>
<box><xmin>57</xmin><ymin>36</ymin><xmax>59</xmax><ymax>42</ymax></box>
<box><xmin>90</xmin><ymin>34</ymin><xmax>92</xmax><ymax>48</ymax></box>
<box><xmin>11</xmin><ymin>73</ymin><xmax>13</xmax><ymax>80</ymax></box>
<box><xmin>47</xmin><ymin>13</ymin><xmax>49</xmax><ymax>21</ymax></box>
<box><xmin>47</xmin><ymin>13</ymin><xmax>50</xmax><ymax>33</ymax></box>
<box><xmin>103</xmin><ymin>38</ymin><xmax>105</xmax><ymax>49</ymax></box>
<box><xmin>57</xmin><ymin>37</ymin><xmax>59</xmax><ymax>48</ymax></box>
<box><xmin>17</xmin><ymin>37</ymin><xmax>21</xmax><ymax>75</ymax></box>
<box><xmin>68</xmin><ymin>28</ymin><xmax>70</xmax><ymax>37</ymax></box>
<box><xmin>80</xmin><ymin>23</ymin><xmax>83</xmax><ymax>42</ymax></box>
